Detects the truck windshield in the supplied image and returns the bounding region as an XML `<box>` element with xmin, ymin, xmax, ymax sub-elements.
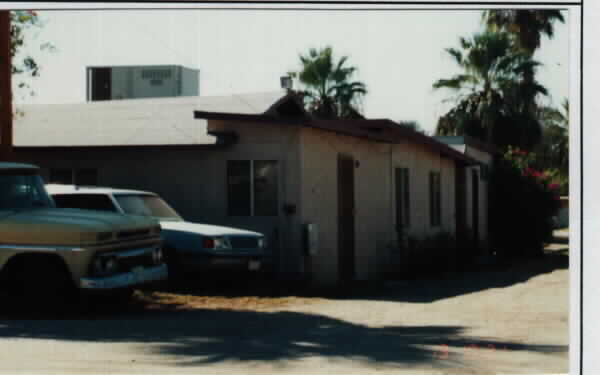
<box><xmin>114</xmin><ymin>194</ymin><xmax>183</xmax><ymax>221</ymax></box>
<box><xmin>0</xmin><ymin>173</ymin><xmax>53</xmax><ymax>210</ymax></box>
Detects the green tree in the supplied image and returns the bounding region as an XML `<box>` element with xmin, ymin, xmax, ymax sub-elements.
<box><xmin>489</xmin><ymin>146</ymin><xmax>561</xmax><ymax>257</ymax></box>
<box><xmin>433</xmin><ymin>31</ymin><xmax>547</xmax><ymax>150</ymax></box>
<box><xmin>484</xmin><ymin>10</ymin><xmax>565</xmax><ymax>53</ymax></box>
<box><xmin>398</xmin><ymin>120</ymin><xmax>427</xmax><ymax>135</ymax></box>
<box><xmin>484</xmin><ymin>10</ymin><xmax>565</xmax><ymax>114</ymax></box>
<box><xmin>534</xmin><ymin>99</ymin><xmax>569</xmax><ymax>193</ymax></box>
<box><xmin>10</xmin><ymin>10</ymin><xmax>54</xmax><ymax>99</ymax></box>
<box><xmin>291</xmin><ymin>46</ymin><xmax>367</xmax><ymax>119</ymax></box>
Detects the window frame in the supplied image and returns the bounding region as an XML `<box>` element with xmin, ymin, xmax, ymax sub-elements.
<box><xmin>394</xmin><ymin>167</ymin><xmax>410</xmax><ymax>230</ymax></box>
<box><xmin>429</xmin><ymin>171</ymin><xmax>442</xmax><ymax>227</ymax></box>
<box><xmin>226</xmin><ymin>159</ymin><xmax>279</xmax><ymax>217</ymax></box>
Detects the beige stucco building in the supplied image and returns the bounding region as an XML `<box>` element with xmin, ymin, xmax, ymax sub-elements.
<box><xmin>435</xmin><ymin>135</ymin><xmax>496</xmax><ymax>253</ymax></box>
<box><xmin>14</xmin><ymin>92</ymin><xmax>489</xmax><ymax>286</ymax></box>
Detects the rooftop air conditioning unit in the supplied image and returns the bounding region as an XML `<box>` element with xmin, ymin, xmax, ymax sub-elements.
<box><xmin>87</xmin><ymin>65</ymin><xmax>199</xmax><ymax>101</ymax></box>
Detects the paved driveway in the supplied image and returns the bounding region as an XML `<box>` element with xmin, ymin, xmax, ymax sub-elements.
<box><xmin>0</xmin><ymin>244</ymin><xmax>568</xmax><ymax>374</ymax></box>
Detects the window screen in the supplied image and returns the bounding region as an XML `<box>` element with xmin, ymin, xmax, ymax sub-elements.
<box><xmin>227</xmin><ymin>161</ymin><xmax>251</xmax><ymax>216</ymax></box>
<box><xmin>227</xmin><ymin>160</ymin><xmax>279</xmax><ymax>216</ymax></box>
<box><xmin>429</xmin><ymin>171</ymin><xmax>442</xmax><ymax>227</ymax></box>
<box><xmin>395</xmin><ymin>168</ymin><xmax>410</xmax><ymax>229</ymax></box>
<box><xmin>253</xmin><ymin>160</ymin><xmax>278</xmax><ymax>216</ymax></box>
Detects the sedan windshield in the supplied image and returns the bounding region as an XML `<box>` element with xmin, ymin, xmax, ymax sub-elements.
<box><xmin>0</xmin><ymin>173</ymin><xmax>53</xmax><ymax>210</ymax></box>
<box><xmin>114</xmin><ymin>194</ymin><xmax>182</xmax><ymax>221</ymax></box>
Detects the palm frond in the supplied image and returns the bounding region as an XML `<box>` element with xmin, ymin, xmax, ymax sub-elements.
<box><xmin>433</xmin><ymin>74</ymin><xmax>475</xmax><ymax>90</ymax></box>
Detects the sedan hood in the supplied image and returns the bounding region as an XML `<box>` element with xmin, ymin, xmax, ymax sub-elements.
<box><xmin>0</xmin><ymin>208</ymin><xmax>159</xmax><ymax>246</ymax></box>
<box><xmin>160</xmin><ymin>220</ymin><xmax>262</xmax><ymax>237</ymax></box>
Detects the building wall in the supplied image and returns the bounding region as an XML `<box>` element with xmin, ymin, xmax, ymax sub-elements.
<box><xmin>17</xmin><ymin>119</ymin><xmax>305</xmax><ymax>277</ymax></box>
<box><xmin>463</xmin><ymin>146</ymin><xmax>493</xmax><ymax>248</ymax></box>
<box><xmin>299</xmin><ymin>128</ymin><xmax>392</xmax><ymax>285</ymax></box>
<box><xmin>299</xmin><ymin>128</ymin><xmax>458</xmax><ymax>286</ymax></box>
<box><xmin>19</xmin><ymin>147</ymin><xmax>220</xmax><ymax>222</ymax></box>
<box><xmin>16</xmin><ymin>122</ymin><xmax>463</xmax><ymax>286</ymax></box>
<box><xmin>206</xmin><ymin>120</ymin><xmax>305</xmax><ymax>277</ymax></box>
<box><xmin>180</xmin><ymin>67</ymin><xmax>200</xmax><ymax>97</ymax></box>
<box><xmin>391</xmin><ymin>140</ymin><xmax>456</xmax><ymax>238</ymax></box>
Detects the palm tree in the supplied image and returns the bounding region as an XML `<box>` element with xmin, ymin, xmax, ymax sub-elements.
<box><xmin>535</xmin><ymin>98</ymin><xmax>569</xmax><ymax>174</ymax></box>
<box><xmin>292</xmin><ymin>46</ymin><xmax>367</xmax><ymax>119</ymax></box>
<box><xmin>484</xmin><ymin>10</ymin><xmax>565</xmax><ymax>114</ymax></box>
<box><xmin>484</xmin><ymin>10</ymin><xmax>565</xmax><ymax>54</ymax></box>
<box><xmin>433</xmin><ymin>31</ymin><xmax>547</xmax><ymax>149</ymax></box>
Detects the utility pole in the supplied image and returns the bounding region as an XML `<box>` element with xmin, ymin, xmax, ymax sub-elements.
<box><xmin>0</xmin><ymin>11</ymin><xmax>12</xmax><ymax>161</ymax></box>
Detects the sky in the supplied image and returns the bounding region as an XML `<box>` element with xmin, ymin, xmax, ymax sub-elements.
<box><xmin>13</xmin><ymin>8</ymin><xmax>570</xmax><ymax>134</ymax></box>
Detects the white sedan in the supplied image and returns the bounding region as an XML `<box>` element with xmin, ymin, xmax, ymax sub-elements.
<box><xmin>46</xmin><ymin>184</ymin><xmax>271</xmax><ymax>279</ymax></box>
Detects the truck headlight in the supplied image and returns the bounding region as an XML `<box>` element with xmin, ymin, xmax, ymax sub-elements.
<box><xmin>97</xmin><ymin>232</ymin><xmax>113</xmax><ymax>242</ymax></box>
<box><xmin>152</xmin><ymin>247</ymin><xmax>163</xmax><ymax>265</ymax></box>
<box><xmin>92</xmin><ymin>256</ymin><xmax>119</xmax><ymax>276</ymax></box>
<box><xmin>258</xmin><ymin>237</ymin><xmax>267</xmax><ymax>249</ymax></box>
<box><xmin>202</xmin><ymin>237</ymin><xmax>229</xmax><ymax>250</ymax></box>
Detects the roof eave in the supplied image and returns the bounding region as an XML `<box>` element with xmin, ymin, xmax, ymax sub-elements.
<box><xmin>194</xmin><ymin>110</ymin><xmax>308</xmax><ymax>125</ymax></box>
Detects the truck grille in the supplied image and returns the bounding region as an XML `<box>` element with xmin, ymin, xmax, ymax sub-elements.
<box><xmin>229</xmin><ymin>237</ymin><xmax>258</xmax><ymax>249</ymax></box>
<box><xmin>117</xmin><ymin>229</ymin><xmax>151</xmax><ymax>240</ymax></box>
<box><xmin>118</xmin><ymin>253</ymin><xmax>155</xmax><ymax>272</ymax></box>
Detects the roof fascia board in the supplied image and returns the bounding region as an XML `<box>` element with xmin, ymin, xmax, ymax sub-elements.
<box><xmin>194</xmin><ymin>111</ymin><xmax>308</xmax><ymax>125</ymax></box>
<box><xmin>14</xmin><ymin>144</ymin><xmax>223</xmax><ymax>152</ymax></box>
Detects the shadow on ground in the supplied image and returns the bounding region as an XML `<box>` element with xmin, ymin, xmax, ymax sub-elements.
<box><xmin>0</xmin><ymin>307</ymin><xmax>566</xmax><ymax>368</ymax></box>
<box><xmin>0</xmin><ymin>246</ymin><xmax>568</xmax><ymax>369</ymax></box>
<box><xmin>375</xmin><ymin>245</ymin><xmax>569</xmax><ymax>303</ymax></box>
<box><xmin>141</xmin><ymin>244</ymin><xmax>569</xmax><ymax>304</ymax></box>
<box><xmin>0</xmin><ymin>245</ymin><xmax>568</xmax><ymax>319</ymax></box>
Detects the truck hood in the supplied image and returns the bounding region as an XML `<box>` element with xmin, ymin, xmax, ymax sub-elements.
<box><xmin>160</xmin><ymin>220</ymin><xmax>262</xmax><ymax>237</ymax></box>
<box><xmin>0</xmin><ymin>208</ymin><xmax>159</xmax><ymax>246</ymax></box>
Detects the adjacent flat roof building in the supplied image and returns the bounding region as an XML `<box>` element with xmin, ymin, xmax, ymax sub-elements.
<box><xmin>14</xmin><ymin>92</ymin><xmax>490</xmax><ymax>285</ymax></box>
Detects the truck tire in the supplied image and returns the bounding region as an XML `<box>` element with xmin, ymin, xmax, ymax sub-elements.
<box><xmin>6</xmin><ymin>256</ymin><xmax>76</xmax><ymax>314</ymax></box>
<box><xmin>164</xmin><ymin>247</ymin><xmax>184</xmax><ymax>286</ymax></box>
<box><xmin>28</xmin><ymin>260</ymin><xmax>76</xmax><ymax>303</ymax></box>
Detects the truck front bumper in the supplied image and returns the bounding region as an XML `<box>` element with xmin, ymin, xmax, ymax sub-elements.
<box><xmin>79</xmin><ymin>264</ymin><xmax>168</xmax><ymax>290</ymax></box>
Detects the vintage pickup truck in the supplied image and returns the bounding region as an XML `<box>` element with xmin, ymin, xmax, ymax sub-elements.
<box><xmin>0</xmin><ymin>162</ymin><xmax>168</xmax><ymax>301</ymax></box>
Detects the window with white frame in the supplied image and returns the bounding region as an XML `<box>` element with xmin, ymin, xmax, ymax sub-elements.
<box><xmin>227</xmin><ymin>160</ymin><xmax>279</xmax><ymax>216</ymax></box>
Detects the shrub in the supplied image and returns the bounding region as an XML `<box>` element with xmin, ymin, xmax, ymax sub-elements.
<box><xmin>489</xmin><ymin>147</ymin><xmax>561</xmax><ymax>257</ymax></box>
<box><xmin>388</xmin><ymin>231</ymin><xmax>457</xmax><ymax>277</ymax></box>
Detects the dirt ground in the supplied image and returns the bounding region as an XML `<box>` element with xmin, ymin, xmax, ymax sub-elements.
<box><xmin>0</xmin><ymin>243</ymin><xmax>568</xmax><ymax>374</ymax></box>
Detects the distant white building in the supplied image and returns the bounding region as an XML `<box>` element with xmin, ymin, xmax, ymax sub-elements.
<box><xmin>86</xmin><ymin>65</ymin><xmax>200</xmax><ymax>101</ymax></box>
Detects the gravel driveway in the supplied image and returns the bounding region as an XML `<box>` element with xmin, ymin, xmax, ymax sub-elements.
<box><xmin>0</xmin><ymin>244</ymin><xmax>568</xmax><ymax>375</ymax></box>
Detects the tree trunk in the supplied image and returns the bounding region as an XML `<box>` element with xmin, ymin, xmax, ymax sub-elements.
<box><xmin>0</xmin><ymin>11</ymin><xmax>13</xmax><ymax>161</ymax></box>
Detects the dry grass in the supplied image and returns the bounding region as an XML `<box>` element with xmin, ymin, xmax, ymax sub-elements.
<box><xmin>132</xmin><ymin>290</ymin><xmax>323</xmax><ymax>312</ymax></box>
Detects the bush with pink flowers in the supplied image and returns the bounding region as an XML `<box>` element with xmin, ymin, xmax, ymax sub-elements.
<box><xmin>489</xmin><ymin>147</ymin><xmax>561</xmax><ymax>257</ymax></box>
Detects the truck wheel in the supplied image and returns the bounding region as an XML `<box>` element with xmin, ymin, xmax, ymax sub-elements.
<box><xmin>104</xmin><ymin>288</ymin><xmax>134</xmax><ymax>305</ymax></box>
<box><xmin>31</xmin><ymin>261</ymin><xmax>76</xmax><ymax>302</ymax></box>
<box><xmin>9</xmin><ymin>258</ymin><xmax>76</xmax><ymax>313</ymax></box>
